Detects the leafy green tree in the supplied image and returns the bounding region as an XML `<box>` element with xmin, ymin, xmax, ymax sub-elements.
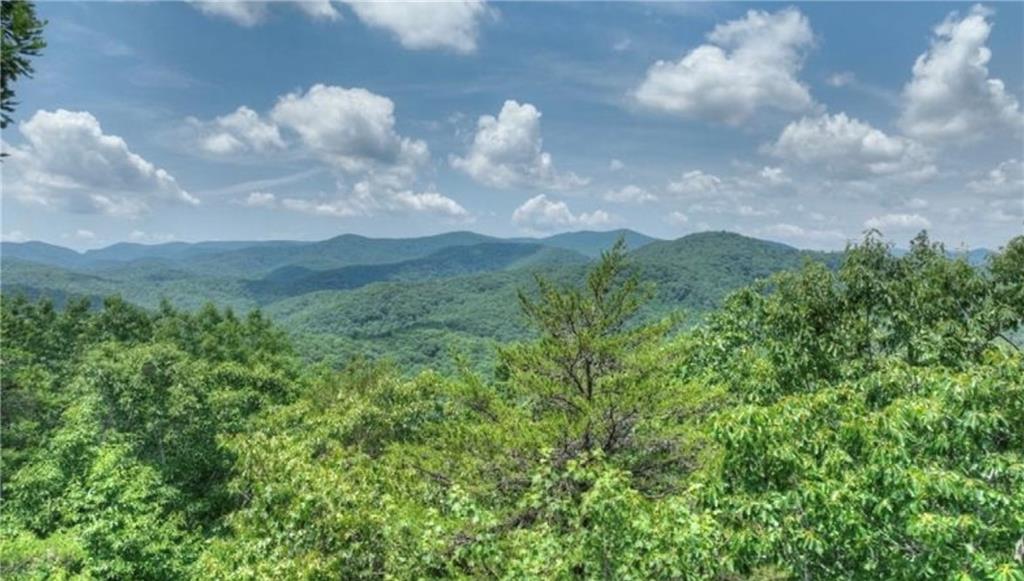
<box><xmin>1</xmin><ymin>0</ymin><xmax>45</xmax><ymax>129</ymax></box>
<box><xmin>499</xmin><ymin>239</ymin><xmax>688</xmax><ymax>481</ymax></box>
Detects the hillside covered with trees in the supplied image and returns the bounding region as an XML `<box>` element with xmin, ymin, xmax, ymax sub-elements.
<box><xmin>2</xmin><ymin>232</ymin><xmax>1022</xmax><ymax>579</ymax></box>
<box><xmin>2</xmin><ymin>231</ymin><xmax>840</xmax><ymax>370</ymax></box>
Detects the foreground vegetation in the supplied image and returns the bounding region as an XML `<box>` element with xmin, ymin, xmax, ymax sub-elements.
<box><xmin>2</xmin><ymin>232</ymin><xmax>1022</xmax><ymax>579</ymax></box>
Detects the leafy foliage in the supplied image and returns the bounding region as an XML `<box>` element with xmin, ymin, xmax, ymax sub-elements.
<box><xmin>2</xmin><ymin>232</ymin><xmax>1021</xmax><ymax>579</ymax></box>
<box><xmin>1</xmin><ymin>0</ymin><xmax>45</xmax><ymax>129</ymax></box>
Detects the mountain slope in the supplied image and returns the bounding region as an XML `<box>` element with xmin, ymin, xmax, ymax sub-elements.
<box><xmin>632</xmin><ymin>231</ymin><xmax>842</xmax><ymax>312</ymax></box>
<box><xmin>2</xmin><ymin>230</ymin><xmax>846</xmax><ymax>370</ymax></box>
<box><xmin>533</xmin><ymin>229</ymin><xmax>656</xmax><ymax>257</ymax></box>
<box><xmin>249</xmin><ymin>242</ymin><xmax>589</xmax><ymax>301</ymax></box>
<box><xmin>267</xmin><ymin>233</ymin><xmax>842</xmax><ymax>369</ymax></box>
<box><xmin>1</xmin><ymin>241</ymin><xmax>86</xmax><ymax>269</ymax></box>
<box><xmin>182</xmin><ymin>231</ymin><xmax>499</xmax><ymax>277</ymax></box>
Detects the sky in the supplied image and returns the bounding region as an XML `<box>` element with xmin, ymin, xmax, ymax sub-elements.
<box><xmin>1</xmin><ymin>0</ymin><xmax>1022</xmax><ymax>251</ymax></box>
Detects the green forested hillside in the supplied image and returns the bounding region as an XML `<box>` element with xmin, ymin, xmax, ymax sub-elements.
<box><xmin>2</xmin><ymin>233</ymin><xmax>1021</xmax><ymax>579</ymax></box>
<box><xmin>248</xmin><ymin>242</ymin><xmax>588</xmax><ymax>301</ymax></box>
<box><xmin>526</xmin><ymin>228</ymin><xmax>657</xmax><ymax>257</ymax></box>
<box><xmin>0</xmin><ymin>241</ymin><xmax>85</xmax><ymax>269</ymax></box>
<box><xmin>2</xmin><ymin>231</ymin><xmax>841</xmax><ymax>370</ymax></box>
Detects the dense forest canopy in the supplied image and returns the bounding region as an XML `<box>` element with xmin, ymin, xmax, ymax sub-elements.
<box><xmin>1</xmin><ymin>231</ymin><xmax>844</xmax><ymax>371</ymax></box>
<box><xmin>2</xmin><ymin>231</ymin><xmax>1022</xmax><ymax>579</ymax></box>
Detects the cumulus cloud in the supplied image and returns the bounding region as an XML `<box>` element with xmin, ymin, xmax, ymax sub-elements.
<box><xmin>968</xmin><ymin>158</ymin><xmax>1023</xmax><ymax>195</ymax></box>
<box><xmin>297</xmin><ymin>0</ymin><xmax>342</xmax><ymax>21</ymax></box>
<box><xmin>3</xmin><ymin>109</ymin><xmax>196</xmax><ymax>217</ymax></box>
<box><xmin>345</xmin><ymin>0</ymin><xmax>492</xmax><ymax>53</ymax></box>
<box><xmin>64</xmin><ymin>229</ymin><xmax>96</xmax><ymax>241</ymax></box>
<box><xmin>759</xmin><ymin>166</ymin><xmax>790</xmax><ymax>185</ymax></box>
<box><xmin>512</xmin><ymin>194</ymin><xmax>611</xmax><ymax>232</ymax></box>
<box><xmin>390</xmin><ymin>190</ymin><xmax>470</xmax><ymax>218</ymax></box>
<box><xmin>2</xmin><ymin>230</ymin><xmax>28</xmax><ymax>243</ymax></box>
<box><xmin>604</xmin><ymin>185</ymin><xmax>656</xmax><ymax>204</ymax></box>
<box><xmin>451</xmin><ymin>100</ymin><xmax>588</xmax><ymax>190</ymax></box>
<box><xmin>271</xmin><ymin>84</ymin><xmax>428</xmax><ymax>181</ymax></box>
<box><xmin>735</xmin><ymin>204</ymin><xmax>779</xmax><ymax>217</ymax></box>
<box><xmin>766</xmin><ymin>113</ymin><xmax>936</xmax><ymax>181</ymax></box>
<box><xmin>900</xmin><ymin>5</ymin><xmax>1023</xmax><ymax>142</ymax></box>
<box><xmin>189</xmin><ymin>1</ymin><xmax>268</xmax><ymax>26</ymax></box>
<box><xmin>826</xmin><ymin>71</ymin><xmax>856</xmax><ymax>87</ymax></box>
<box><xmin>189</xmin><ymin>1</ymin><xmax>340</xmax><ymax>26</ymax></box>
<box><xmin>609</xmin><ymin>158</ymin><xmax>625</xmax><ymax>172</ymax></box>
<box><xmin>190</xmin><ymin>106</ymin><xmax>284</xmax><ymax>155</ymax></box>
<box><xmin>633</xmin><ymin>7</ymin><xmax>815</xmax><ymax>125</ymax></box>
<box><xmin>665</xmin><ymin>211</ymin><xmax>689</xmax><ymax>225</ymax></box>
<box><xmin>280</xmin><ymin>182</ymin><xmax>469</xmax><ymax>220</ymax></box>
<box><xmin>667</xmin><ymin>170</ymin><xmax>723</xmax><ymax>197</ymax></box>
<box><xmin>203</xmin><ymin>85</ymin><xmax>466</xmax><ymax>219</ymax></box>
<box><xmin>757</xmin><ymin>223</ymin><xmax>848</xmax><ymax>248</ymax></box>
<box><xmin>864</xmin><ymin>213</ymin><xmax>932</xmax><ymax>231</ymax></box>
<box><xmin>905</xmin><ymin>197</ymin><xmax>930</xmax><ymax>210</ymax></box>
<box><xmin>242</xmin><ymin>191</ymin><xmax>277</xmax><ymax>207</ymax></box>
<box><xmin>130</xmin><ymin>230</ymin><xmax>177</xmax><ymax>243</ymax></box>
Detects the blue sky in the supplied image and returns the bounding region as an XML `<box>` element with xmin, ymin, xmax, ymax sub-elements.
<box><xmin>2</xmin><ymin>1</ymin><xmax>1022</xmax><ymax>250</ymax></box>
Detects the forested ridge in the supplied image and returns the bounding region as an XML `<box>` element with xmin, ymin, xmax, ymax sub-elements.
<box><xmin>2</xmin><ymin>231</ymin><xmax>841</xmax><ymax>371</ymax></box>
<box><xmin>2</xmin><ymin>231</ymin><xmax>1022</xmax><ymax>579</ymax></box>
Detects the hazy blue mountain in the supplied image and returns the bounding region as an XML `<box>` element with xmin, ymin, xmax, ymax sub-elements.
<box><xmin>532</xmin><ymin>229</ymin><xmax>657</xmax><ymax>257</ymax></box>
<box><xmin>180</xmin><ymin>231</ymin><xmax>499</xmax><ymax>277</ymax></box>
<box><xmin>249</xmin><ymin>242</ymin><xmax>589</xmax><ymax>301</ymax></box>
<box><xmin>13</xmin><ymin>229</ymin><xmax>1003</xmax><ymax>372</ymax></box>
<box><xmin>892</xmin><ymin>246</ymin><xmax>992</xmax><ymax>266</ymax></box>
<box><xmin>82</xmin><ymin>240</ymin><xmax>299</xmax><ymax>263</ymax></box>
<box><xmin>1</xmin><ymin>241</ymin><xmax>85</xmax><ymax>269</ymax></box>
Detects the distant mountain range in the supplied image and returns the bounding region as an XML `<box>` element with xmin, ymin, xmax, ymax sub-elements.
<box><xmin>0</xmin><ymin>229</ymin><xmax>995</xmax><ymax>370</ymax></box>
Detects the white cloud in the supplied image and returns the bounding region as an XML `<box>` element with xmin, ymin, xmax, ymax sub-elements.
<box><xmin>130</xmin><ymin>230</ymin><xmax>177</xmax><ymax>243</ymax></box>
<box><xmin>759</xmin><ymin>166</ymin><xmax>790</xmax><ymax>185</ymax></box>
<box><xmin>758</xmin><ymin>223</ymin><xmax>848</xmax><ymax>248</ymax></box>
<box><xmin>905</xmin><ymin>197</ymin><xmax>930</xmax><ymax>209</ymax></box>
<box><xmin>64</xmin><ymin>229</ymin><xmax>96</xmax><ymax>241</ymax></box>
<box><xmin>864</xmin><ymin>213</ymin><xmax>932</xmax><ymax>231</ymax></box>
<box><xmin>665</xmin><ymin>211</ymin><xmax>689</xmax><ymax>225</ymax></box>
<box><xmin>189</xmin><ymin>1</ymin><xmax>268</xmax><ymax>26</ymax></box>
<box><xmin>512</xmin><ymin>194</ymin><xmax>611</xmax><ymax>232</ymax></box>
<box><xmin>968</xmin><ymin>158</ymin><xmax>1023</xmax><ymax>195</ymax></box>
<box><xmin>667</xmin><ymin>170</ymin><xmax>723</xmax><ymax>197</ymax></box>
<box><xmin>296</xmin><ymin>0</ymin><xmax>342</xmax><ymax>21</ymax></box>
<box><xmin>451</xmin><ymin>100</ymin><xmax>588</xmax><ymax>190</ymax></box>
<box><xmin>390</xmin><ymin>190</ymin><xmax>470</xmax><ymax>218</ymax></box>
<box><xmin>4</xmin><ymin>109</ymin><xmax>197</xmax><ymax>217</ymax></box>
<box><xmin>263</xmin><ymin>84</ymin><xmax>467</xmax><ymax>219</ymax></box>
<box><xmin>609</xmin><ymin>158</ymin><xmax>625</xmax><ymax>172</ymax></box>
<box><xmin>826</xmin><ymin>71</ymin><xmax>856</xmax><ymax>87</ymax></box>
<box><xmin>736</xmin><ymin>204</ymin><xmax>778</xmax><ymax>217</ymax></box>
<box><xmin>2</xmin><ymin>230</ymin><xmax>28</xmax><ymax>243</ymax></box>
<box><xmin>191</xmin><ymin>106</ymin><xmax>284</xmax><ymax>155</ymax></box>
<box><xmin>189</xmin><ymin>1</ymin><xmax>341</xmax><ymax>26</ymax></box>
<box><xmin>271</xmin><ymin>84</ymin><xmax>428</xmax><ymax>180</ymax></box>
<box><xmin>345</xmin><ymin>0</ymin><xmax>492</xmax><ymax>53</ymax></box>
<box><xmin>986</xmin><ymin>198</ymin><xmax>1023</xmax><ymax>223</ymax></box>
<box><xmin>633</xmin><ymin>7</ymin><xmax>815</xmax><ymax>125</ymax></box>
<box><xmin>281</xmin><ymin>182</ymin><xmax>469</xmax><ymax>220</ymax></box>
<box><xmin>243</xmin><ymin>191</ymin><xmax>277</xmax><ymax>207</ymax></box>
<box><xmin>766</xmin><ymin>113</ymin><xmax>936</xmax><ymax>181</ymax></box>
<box><xmin>900</xmin><ymin>5</ymin><xmax>1023</xmax><ymax>142</ymax></box>
<box><xmin>604</xmin><ymin>185</ymin><xmax>656</xmax><ymax>204</ymax></box>
<box><xmin>281</xmin><ymin>197</ymin><xmax>359</xmax><ymax>218</ymax></box>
